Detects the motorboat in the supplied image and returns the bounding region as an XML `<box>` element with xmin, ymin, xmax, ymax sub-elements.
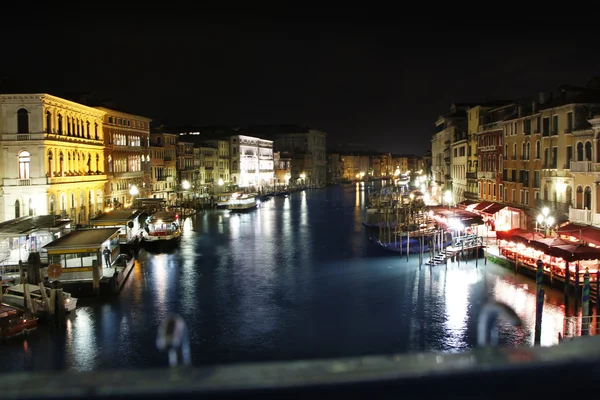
<box><xmin>0</xmin><ymin>304</ymin><xmax>38</xmax><ymax>339</ymax></box>
<box><xmin>142</xmin><ymin>211</ymin><xmax>181</xmax><ymax>244</ymax></box>
<box><xmin>3</xmin><ymin>284</ymin><xmax>78</xmax><ymax>313</ymax></box>
<box><xmin>228</xmin><ymin>194</ymin><xmax>259</xmax><ymax>212</ymax></box>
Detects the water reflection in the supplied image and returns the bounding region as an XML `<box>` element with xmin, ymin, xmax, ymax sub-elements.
<box><xmin>66</xmin><ymin>309</ymin><xmax>97</xmax><ymax>371</ymax></box>
<box><xmin>493</xmin><ymin>278</ymin><xmax>564</xmax><ymax>346</ymax></box>
<box><xmin>0</xmin><ymin>186</ymin><xmax>575</xmax><ymax>372</ymax></box>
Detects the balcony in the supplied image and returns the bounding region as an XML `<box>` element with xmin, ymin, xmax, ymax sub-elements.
<box><xmin>114</xmin><ymin>171</ymin><xmax>145</xmax><ymax>178</ymax></box>
<box><xmin>478</xmin><ymin>121</ymin><xmax>502</xmax><ymax>132</ymax></box>
<box><xmin>466</xmin><ymin>172</ymin><xmax>477</xmax><ymax>180</ymax></box>
<box><xmin>48</xmin><ymin>174</ymin><xmax>107</xmax><ymax>185</ymax></box>
<box><xmin>477</xmin><ymin>171</ymin><xmax>495</xmax><ymax>180</ymax></box>
<box><xmin>569</xmin><ymin>208</ymin><xmax>592</xmax><ymax>224</ymax></box>
<box><xmin>534</xmin><ymin>199</ymin><xmax>570</xmax><ymax>215</ymax></box>
<box><xmin>3</xmin><ymin>177</ymin><xmax>48</xmax><ymax>186</ymax></box>
<box><xmin>569</xmin><ymin>161</ymin><xmax>600</xmax><ymax>173</ymax></box>
<box><xmin>479</xmin><ymin>145</ymin><xmax>497</xmax><ymax>152</ymax></box>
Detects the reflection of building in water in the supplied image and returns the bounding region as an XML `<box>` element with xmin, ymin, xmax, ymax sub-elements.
<box><xmin>493</xmin><ymin>278</ymin><xmax>564</xmax><ymax>346</ymax></box>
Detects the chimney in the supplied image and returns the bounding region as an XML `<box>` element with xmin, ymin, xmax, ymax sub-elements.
<box><xmin>539</xmin><ymin>92</ymin><xmax>546</xmax><ymax>104</ymax></box>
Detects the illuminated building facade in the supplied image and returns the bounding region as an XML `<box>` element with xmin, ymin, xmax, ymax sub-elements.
<box><xmin>95</xmin><ymin>107</ymin><xmax>151</xmax><ymax>209</ymax></box>
<box><xmin>229</xmin><ymin>135</ymin><xmax>273</xmax><ymax>188</ymax></box>
<box><xmin>0</xmin><ymin>94</ymin><xmax>107</xmax><ymax>223</ymax></box>
<box><xmin>149</xmin><ymin>132</ymin><xmax>178</xmax><ymax>201</ymax></box>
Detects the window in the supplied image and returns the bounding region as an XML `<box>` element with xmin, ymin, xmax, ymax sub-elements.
<box><xmin>58</xmin><ymin>114</ymin><xmax>63</xmax><ymax>134</ymax></box>
<box><xmin>14</xmin><ymin>200</ymin><xmax>20</xmax><ymax>219</ymax></box>
<box><xmin>45</xmin><ymin>111</ymin><xmax>52</xmax><ymax>133</ymax></box>
<box><xmin>17</xmin><ymin>108</ymin><xmax>29</xmax><ymax>133</ymax></box>
<box><xmin>18</xmin><ymin>151</ymin><xmax>30</xmax><ymax>179</ymax></box>
<box><xmin>536</xmin><ymin>141</ymin><xmax>540</xmax><ymax>159</ymax></box>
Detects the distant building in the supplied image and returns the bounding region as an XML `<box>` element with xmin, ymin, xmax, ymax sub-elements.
<box><xmin>95</xmin><ymin>106</ymin><xmax>151</xmax><ymax>209</ymax></box>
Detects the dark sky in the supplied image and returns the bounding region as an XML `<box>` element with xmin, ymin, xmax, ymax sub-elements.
<box><xmin>2</xmin><ymin>5</ymin><xmax>597</xmax><ymax>155</ymax></box>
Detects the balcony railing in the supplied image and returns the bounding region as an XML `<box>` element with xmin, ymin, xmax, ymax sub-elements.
<box><xmin>570</xmin><ymin>161</ymin><xmax>592</xmax><ymax>172</ymax></box>
<box><xmin>477</xmin><ymin>171</ymin><xmax>495</xmax><ymax>180</ymax></box>
<box><xmin>535</xmin><ymin>199</ymin><xmax>570</xmax><ymax>215</ymax></box>
<box><xmin>569</xmin><ymin>207</ymin><xmax>592</xmax><ymax>224</ymax></box>
<box><xmin>48</xmin><ymin>174</ymin><xmax>107</xmax><ymax>185</ymax></box>
<box><xmin>479</xmin><ymin>145</ymin><xmax>497</xmax><ymax>152</ymax></box>
<box><xmin>466</xmin><ymin>172</ymin><xmax>477</xmax><ymax>180</ymax></box>
<box><xmin>478</xmin><ymin>121</ymin><xmax>502</xmax><ymax>132</ymax></box>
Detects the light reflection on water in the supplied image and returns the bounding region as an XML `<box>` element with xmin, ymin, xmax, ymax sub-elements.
<box><xmin>0</xmin><ymin>186</ymin><xmax>573</xmax><ymax>372</ymax></box>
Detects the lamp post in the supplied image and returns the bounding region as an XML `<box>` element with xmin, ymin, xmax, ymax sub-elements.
<box><xmin>444</xmin><ymin>190</ymin><xmax>452</xmax><ymax>210</ymax></box>
<box><xmin>217</xmin><ymin>178</ymin><xmax>224</xmax><ymax>194</ymax></box>
<box><xmin>536</xmin><ymin>207</ymin><xmax>555</xmax><ymax>237</ymax></box>
<box><xmin>129</xmin><ymin>185</ymin><xmax>139</xmax><ymax>208</ymax></box>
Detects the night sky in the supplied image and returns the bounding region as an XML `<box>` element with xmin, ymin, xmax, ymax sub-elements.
<box><xmin>2</xmin><ymin>6</ymin><xmax>597</xmax><ymax>155</ymax></box>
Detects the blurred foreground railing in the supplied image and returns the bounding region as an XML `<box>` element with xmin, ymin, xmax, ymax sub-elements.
<box><xmin>5</xmin><ymin>305</ymin><xmax>600</xmax><ymax>399</ymax></box>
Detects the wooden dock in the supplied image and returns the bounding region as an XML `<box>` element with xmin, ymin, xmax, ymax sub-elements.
<box><xmin>426</xmin><ymin>234</ymin><xmax>486</xmax><ymax>266</ymax></box>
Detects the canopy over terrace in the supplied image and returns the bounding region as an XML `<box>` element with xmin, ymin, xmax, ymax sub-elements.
<box><xmin>0</xmin><ymin>215</ymin><xmax>71</xmax><ymax>265</ymax></box>
<box><xmin>427</xmin><ymin>206</ymin><xmax>484</xmax><ymax>228</ymax></box>
<box><xmin>498</xmin><ymin>230</ymin><xmax>600</xmax><ymax>262</ymax></box>
<box><xmin>557</xmin><ymin>223</ymin><xmax>600</xmax><ymax>247</ymax></box>
<box><xmin>90</xmin><ymin>210</ymin><xmax>142</xmax><ymax>244</ymax></box>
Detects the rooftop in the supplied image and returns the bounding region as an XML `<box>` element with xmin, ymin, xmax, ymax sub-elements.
<box><xmin>43</xmin><ymin>228</ymin><xmax>120</xmax><ymax>251</ymax></box>
<box><xmin>91</xmin><ymin>210</ymin><xmax>141</xmax><ymax>226</ymax></box>
<box><xmin>0</xmin><ymin>215</ymin><xmax>70</xmax><ymax>238</ymax></box>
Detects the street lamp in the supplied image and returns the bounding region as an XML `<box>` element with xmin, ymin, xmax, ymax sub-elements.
<box><xmin>129</xmin><ymin>185</ymin><xmax>139</xmax><ymax>208</ymax></box>
<box><xmin>182</xmin><ymin>180</ymin><xmax>191</xmax><ymax>190</ymax></box>
<box><xmin>217</xmin><ymin>178</ymin><xmax>224</xmax><ymax>193</ymax></box>
<box><xmin>444</xmin><ymin>190</ymin><xmax>452</xmax><ymax>210</ymax></box>
<box><xmin>536</xmin><ymin>207</ymin><xmax>555</xmax><ymax>237</ymax></box>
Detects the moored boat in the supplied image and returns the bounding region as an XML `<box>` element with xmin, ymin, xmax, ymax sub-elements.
<box><xmin>0</xmin><ymin>304</ymin><xmax>38</xmax><ymax>339</ymax></box>
<box><xmin>228</xmin><ymin>195</ymin><xmax>259</xmax><ymax>212</ymax></box>
<box><xmin>3</xmin><ymin>284</ymin><xmax>77</xmax><ymax>313</ymax></box>
<box><xmin>142</xmin><ymin>211</ymin><xmax>181</xmax><ymax>244</ymax></box>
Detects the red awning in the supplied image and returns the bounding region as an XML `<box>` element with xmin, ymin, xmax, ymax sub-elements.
<box><xmin>557</xmin><ymin>223</ymin><xmax>600</xmax><ymax>247</ymax></box>
<box><xmin>473</xmin><ymin>201</ymin><xmax>493</xmax><ymax>211</ymax></box>
<box><xmin>480</xmin><ymin>202</ymin><xmax>506</xmax><ymax>216</ymax></box>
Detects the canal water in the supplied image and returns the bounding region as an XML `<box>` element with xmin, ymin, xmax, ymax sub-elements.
<box><xmin>1</xmin><ymin>185</ymin><xmax>569</xmax><ymax>372</ymax></box>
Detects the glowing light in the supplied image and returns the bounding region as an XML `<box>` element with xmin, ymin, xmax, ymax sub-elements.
<box><xmin>181</xmin><ymin>180</ymin><xmax>190</xmax><ymax>190</ymax></box>
<box><xmin>218</xmin><ymin>178</ymin><xmax>224</xmax><ymax>186</ymax></box>
<box><xmin>129</xmin><ymin>185</ymin><xmax>139</xmax><ymax>196</ymax></box>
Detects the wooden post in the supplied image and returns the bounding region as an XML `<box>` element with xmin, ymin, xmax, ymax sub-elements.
<box><xmin>50</xmin><ymin>280</ymin><xmax>66</xmax><ymax>326</ymax></box>
<box><xmin>564</xmin><ymin>260</ymin><xmax>570</xmax><ymax>313</ymax></box>
<box><xmin>574</xmin><ymin>262</ymin><xmax>580</xmax><ymax>312</ymax></box>
<box><xmin>92</xmin><ymin>256</ymin><xmax>100</xmax><ymax>296</ymax></box>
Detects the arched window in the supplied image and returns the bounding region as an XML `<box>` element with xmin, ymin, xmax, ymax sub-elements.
<box><xmin>522</xmin><ymin>142</ymin><xmax>526</xmax><ymax>159</ymax></box>
<box><xmin>585</xmin><ymin>186</ymin><xmax>592</xmax><ymax>210</ymax></box>
<box><xmin>17</xmin><ymin>108</ymin><xmax>29</xmax><ymax>133</ymax></box>
<box><xmin>536</xmin><ymin>141</ymin><xmax>541</xmax><ymax>159</ymax></box>
<box><xmin>18</xmin><ymin>151</ymin><xmax>30</xmax><ymax>179</ymax></box>
<box><xmin>526</xmin><ymin>142</ymin><xmax>530</xmax><ymax>159</ymax></box>
<box><xmin>59</xmin><ymin>152</ymin><xmax>64</xmax><ymax>175</ymax></box>
<box><xmin>28</xmin><ymin>198</ymin><xmax>33</xmax><ymax>216</ymax></box>
<box><xmin>60</xmin><ymin>193</ymin><xmax>66</xmax><ymax>212</ymax></box>
<box><xmin>46</xmin><ymin>111</ymin><xmax>52</xmax><ymax>133</ymax></box>
<box><xmin>49</xmin><ymin>194</ymin><xmax>56</xmax><ymax>215</ymax></box>
<box><xmin>14</xmin><ymin>200</ymin><xmax>20</xmax><ymax>218</ymax></box>
<box><xmin>577</xmin><ymin>142</ymin><xmax>584</xmax><ymax>161</ymax></box>
<box><xmin>47</xmin><ymin>151</ymin><xmax>53</xmax><ymax>177</ymax></box>
<box><xmin>585</xmin><ymin>141</ymin><xmax>592</xmax><ymax>161</ymax></box>
<box><xmin>576</xmin><ymin>186</ymin><xmax>583</xmax><ymax>209</ymax></box>
<box><xmin>86</xmin><ymin>121</ymin><xmax>90</xmax><ymax>138</ymax></box>
<box><xmin>512</xmin><ymin>143</ymin><xmax>517</xmax><ymax>159</ymax></box>
<box><xmin>566</xmin><ymin>185</ymin><xmax>572</xmax><ymax>207</ymax></box>
<box><xmin>94</xmin><ymin>122</ymin><xmax>98</xmax><ymax>139</ymax></box>
<box><xmin>57</xmin><ymin>114</ymin><xmax>63</xmax><ymax>134</ymax></box>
